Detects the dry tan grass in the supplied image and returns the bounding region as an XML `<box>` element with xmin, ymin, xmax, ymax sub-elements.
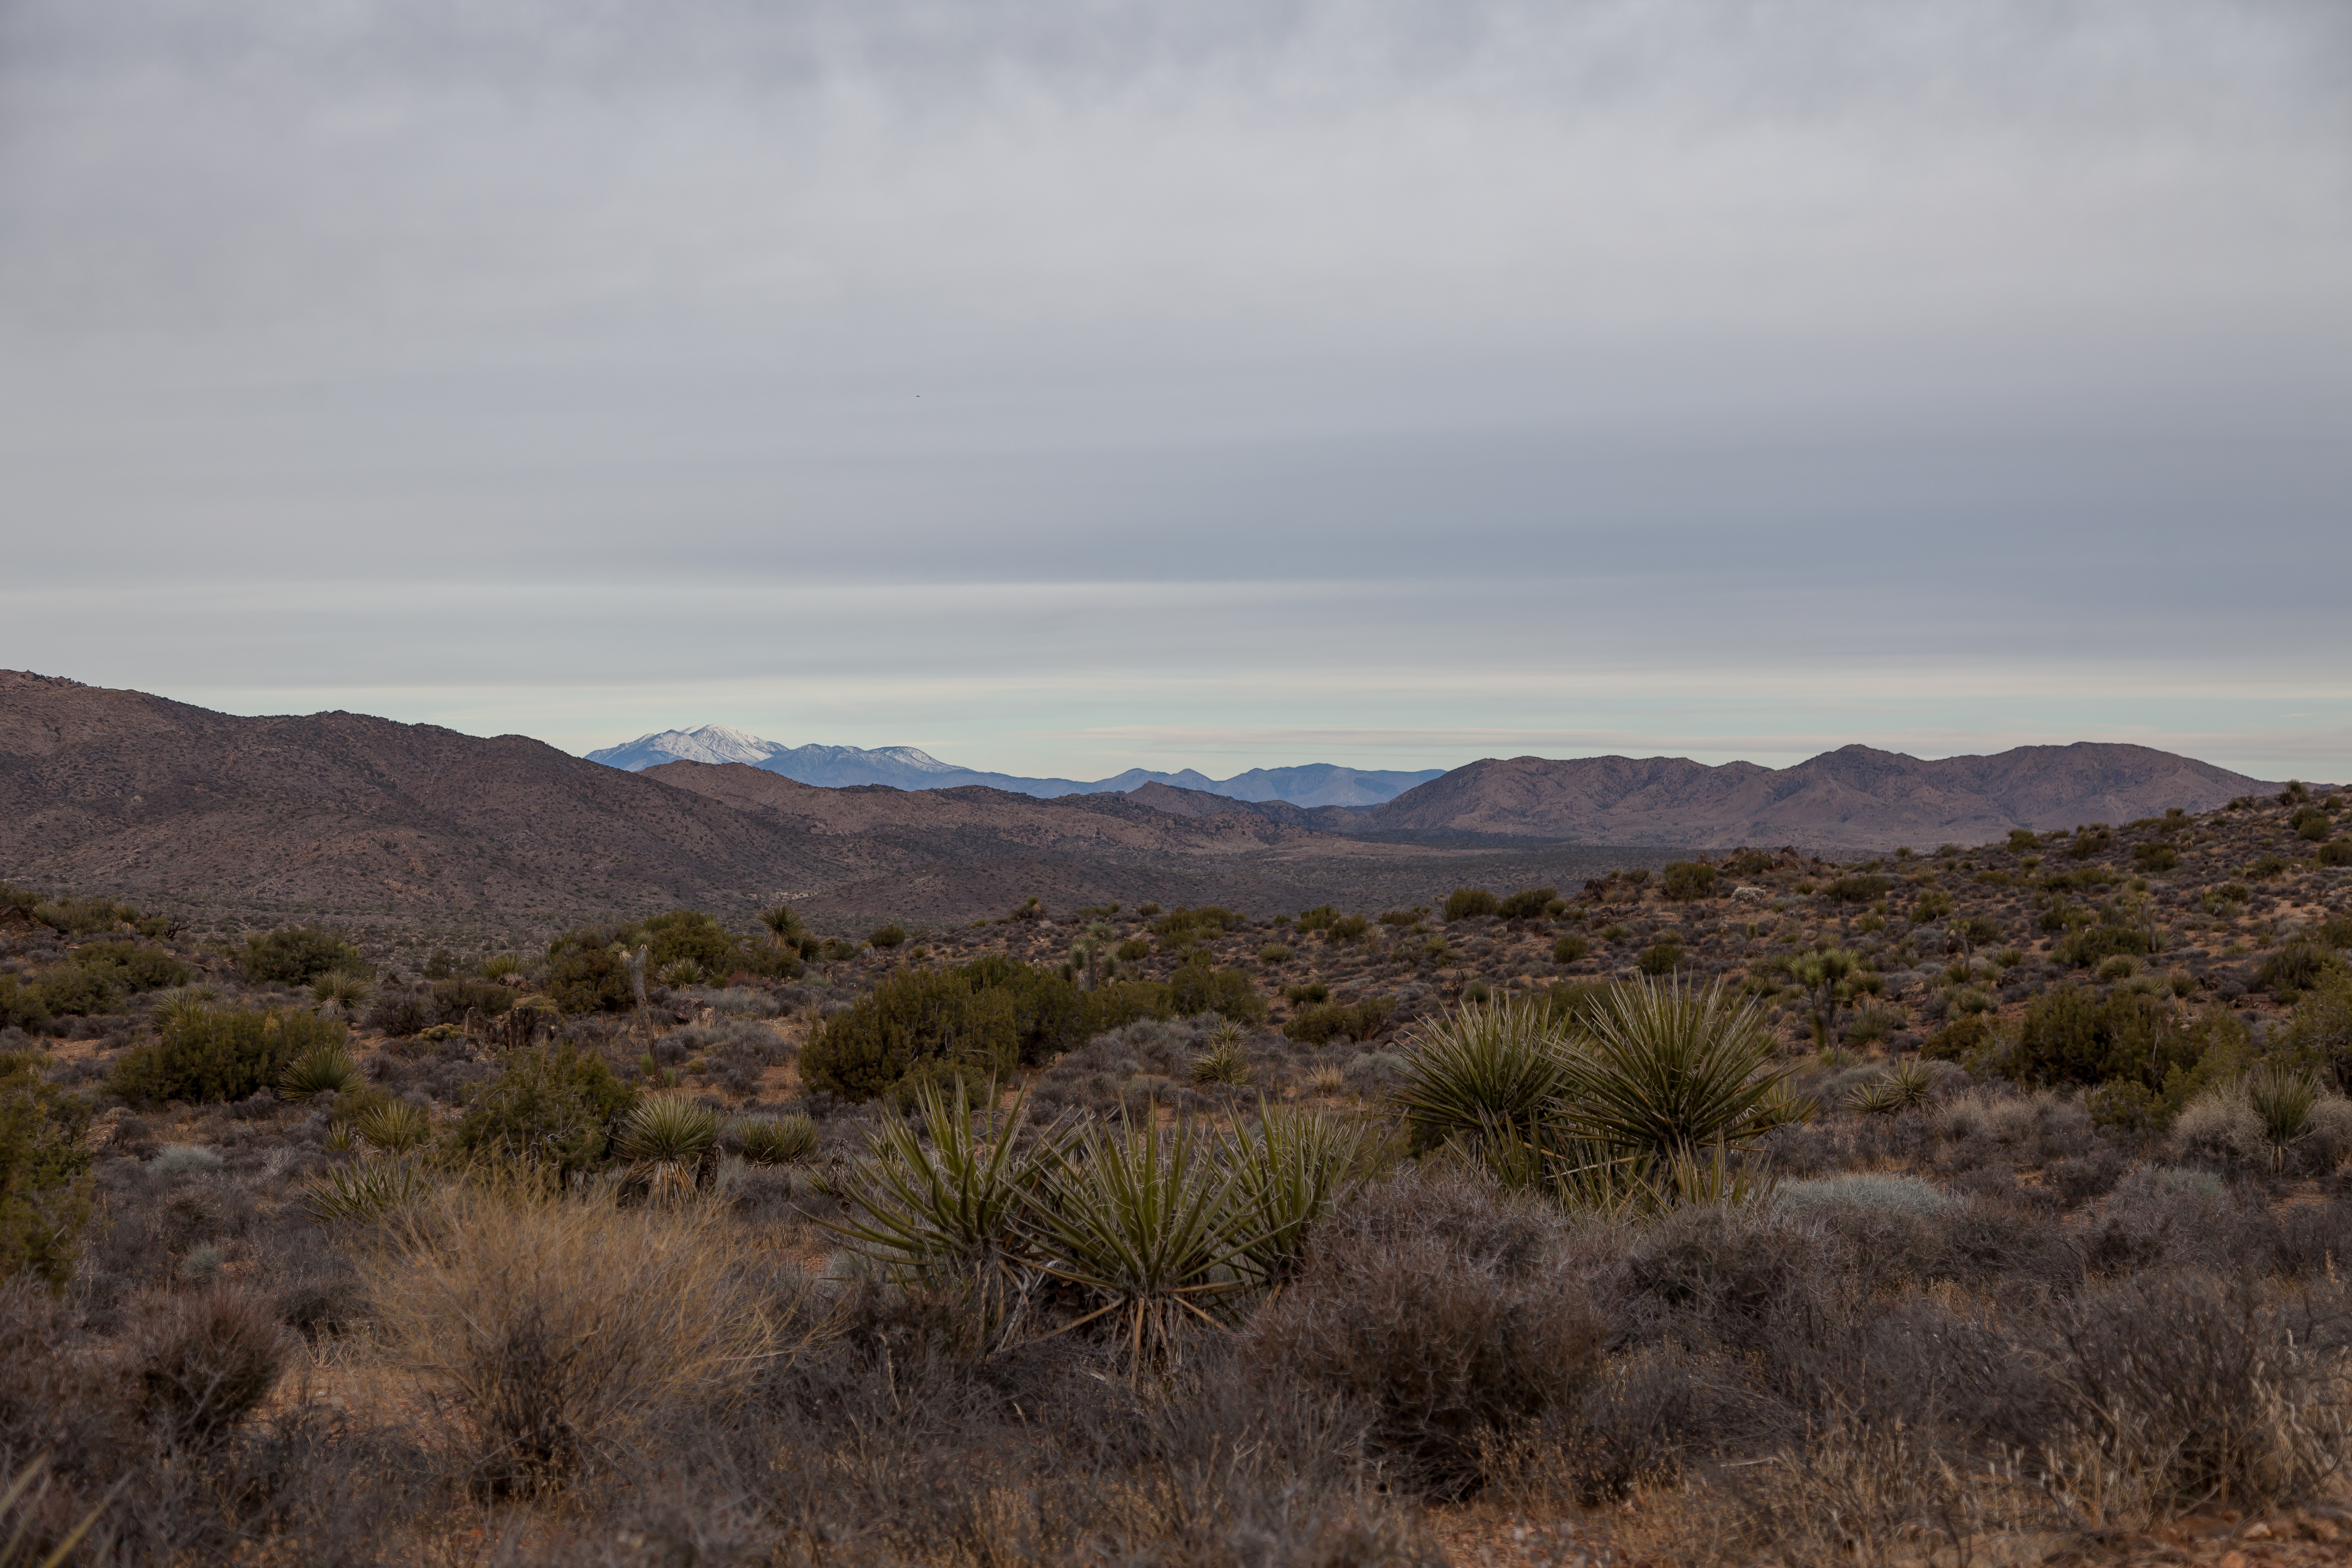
<box><xmin>361</xmin><ymin>1181</ymin><xmax>815</xmax><ymax>1496</ymax></box>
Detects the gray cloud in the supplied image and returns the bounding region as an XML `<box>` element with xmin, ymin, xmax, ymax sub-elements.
<box><xmin>2</xmin><ymin>0</ymin><xmax>2347</xmax><ymax>778</ymax></box>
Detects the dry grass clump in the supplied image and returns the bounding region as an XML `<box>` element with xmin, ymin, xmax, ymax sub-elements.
<box><xmin>362</xmin><ymin>1181</ymin><xmax>800</xmax><ymax>1496</ymax></box>
<box><xmin>120</xmin><ymin>1282</ymin><xmax>294</xmax><ymax>1451</ymax></box>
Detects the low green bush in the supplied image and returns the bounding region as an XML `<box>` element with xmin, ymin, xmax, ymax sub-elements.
<box><xmin>1283</xmin><ymin>996</ymin><xmax>1395</xmax><ymax>1046</ymax></box>
<box><xmin>1637</xmin><ymin>940</ymin><xmax>1685</xmax><ymax>977</ymax></box>
<box><xmin>1496</xmin><ymin>887</ymin><xmax>1559</xmax><ymax>919</ymax></box>
<box><xmin>2257</xmin><ymin>942</ymin><xmax>2342</xmax><ymax>997</ymax></box>
<box><xmin>2133</xmin><ymin>843</ymin><xmax>2180</xmax><ymax>872</ymax></box>
<box><xmin>1995</xmin><ymin>984</ymin><xmax>2217</xmax><ymax>1105</ymax></box>
<box><xmin>2320</xmin><ymin>840</ymin><xmax>2352</xmax><ymax>868</ymax></box>
<box><xmin>1</xmin><ymin>1051</ymin><xmax>95</xmax><ymax>1287</ymax></box>
<box><xmin>0</xmin><ymin>976</ymin><xmax>48</xmax><ymax>1032</ymax></box>
<box><xmin>242</xmin><ymin>926</ymin><xmax>371</xmax><ymax>986</ymax></box>
<box><xmin>867</xmin><ymin>924</ymin><xmax>908</xmax><ymax>949</ymax></box>
<box><xmin>1443</xmin><ymin>888</ymin><xmax>1498</xmax><ymax>921</ymax></box>
<box><xmin>450</xmin><ymin>1044</ymin><xmax>635</xmax><ymax>1176</ymax></box>
<box><xmin>2054</xmin><ymin>924</ymin><xmax>2156</xmax><ymax>967</ymax></box>
<box><xmin>1822</xmin><ymin>874</ymin><xmax>1892</xmax><ymax>904</ymax></box>
<box><xmin>1320</xmin><ymin>915</ymin><xmax>1369</xmax><ymax>943</ymax></box>
<box><xmin>70</xmin><ymin>941</ymin><xmax>189</xmax><ymax>995</ymax></box>
<box><xmin>1167</xmin><ymin>958</ymin><xmax>1268</xmax><ymax>1024</ymax></box>
<box><xmin>29</xmin><ymin>964</ymin><xmax>121</xmax><ymax>1017</ymax></box>
<box><xmin>1552</xmin><ymin>934</ymin><xmax>1589</xmax><ymax>964</ymax></box>
<box><xmin>111</xmin><ymin>1007</ymin><xmax>347</xmax><ymax>1106</ymax></box>
<box><xmin>1661</xmin><ymin>863</ymin><xmax>1717</xmax><ymax>902</ymax></box>
<box><xmin>1154</xmin><ymin>906</ymin><xmax>1246</xmax><ymax>943</ymax></box>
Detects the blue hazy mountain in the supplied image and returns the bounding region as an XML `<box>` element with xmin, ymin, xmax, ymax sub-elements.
<box><xmin>585</xmin><ymin>726</ymin><xmax>1443</xmax><ymax>807</ymax></box>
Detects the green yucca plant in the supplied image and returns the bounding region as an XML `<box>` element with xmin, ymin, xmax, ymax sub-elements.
<box><xmin>1554</xmin><ymin>976</ymin><xmax>1799</xmax><ymax>1171</ymax></box>
<box><xmin>618</xmin><ymin>1093</ymin><xmax>724</xmax><ymax>1199</ymax></box>
<box><xmin>279</xmin><ymin>1045</ymin><xmax>363</xmax><ymax>1102</ymax></box>
<box><xmin>827</xmin><ymin>1080</ymin><xmax>1066</xmax><ymax>1350</ymax></box>
<box><xmin>355</xmin><ymin>1099</ymin><xmax>434</xmax><ymax>1155</ymax></box>
<box><xmin>655</xmin><ymin>959</ymin><xmax>702</xmax><ymax>989</ymax></box>
<box><xmin>1021</xmin><ymin>1109</ymin><xmax>1261</xmax><ymax>1381</ymax></box>
<box><xmin>1189</xmin><ymin>1030</ymin><xmax>1255</xmax><ymax>1087</ymax></box>
<box><xmin>481</xmin><ymin>954</ymin><xmax>524</xmax><ymax>981</ymax></box>
<box><xmin>2</xmin><ymin>1455</ymin><xmax>125</xmax><ymax>1568</ymax></box>
<box><xmin>1224</xmin><ymin>1102</ymin><xmax>1369</xmax><ymax>1289</ymax></box>
<box><xmin>2246</xmin><ymin>1064</ymin><xmax>2321</xmax><ymax>1173</ymax></box>
<box><xmin>147</xmin><ymin>985</ymin><xmax>219</xmax><ymax>1036</ymax></box>
<box><xmin>1848</xmin><ymin>1076</ymin><xmax>1908</xmax><ymax>1116</ymax></box>
<box><xmin>312</xmin><ymin>970</ymin><xmax>374</xmax><ymax>1009</ymax></box>
<box><xmin>735</xmin><ymin>1113</ymin><xmax>820</xmax><ymax>1166</ymax></box>
<box><xmin>300</xmin><ymin>1158</ymin><xmax>432</xmax><ymax>1223</ymax></box>
<box><xmin>1391</xmin><ymin>998</ymin><xmax>1571</xmax><ymax>1152</ymax></box>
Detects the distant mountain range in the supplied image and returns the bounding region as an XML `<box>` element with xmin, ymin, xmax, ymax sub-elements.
<box><xmin>1294</xmin><ymin>745</ymin><xmax>2279</xmax><ymax>849</ymax></box>
<box><xmin>0</xmin><ymin>671</ymin><xmax>2293</xmax><ymax>927</ymax></box>
<box><xmin>585</xmin><ymin>725</ymin><xmax>1443</xmax><ymax>807</ymax></box>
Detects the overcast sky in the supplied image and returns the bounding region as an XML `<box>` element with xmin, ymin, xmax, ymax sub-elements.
<box><xmin>3</xmin><ymin>0</ymin><xmax>2347</xmax><ymax>781</ymax></box>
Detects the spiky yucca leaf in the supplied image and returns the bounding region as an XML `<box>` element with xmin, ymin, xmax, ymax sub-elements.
<box><xmin>312</xmin><ymin>970</ymin><xmax>374</xmax><ymax>1009</ymax></box>
<box><xmin>735</xmin><ymin>1113</ymin><xmax>819</xmax><ymax>1166</ymax></box>
<box><xmin>355</xmin><ymin>1099</ymin><xmax>434</xmax><ymax>1155</ymax></box>
<box><xmin>1848</xmin><ymin>1077</ymin><xmax>1907</xmax><ymax>1116</ymax></box>
<box><xmin>1391</xmin><ymin>999</ymin><xmax>1571</xmax><ymax>1150</ymax></box>
<box><xmin>279</xmin><ymin>1046</ymin><xmax>363</xmax><ymax>1103</ymax></box>
<box><xmin>300</xmin><ymin>1158</ymin><xmax>432</xmax><ymax>1222</ymax></box>
<box><xmin>148</xmin><ymin>986</ymin><xmax>219</xmax><ymax>1037</ymax></box>
<box><xmin>1021</xmin><ymin>1109</ymin><xmax>1261</xmax><ymax>1379</ymax></box>
<box><xmin>825</xmin><ymin>1080</ymin><xmax>1065</xmax><ymax>1347</ymax></box>
<box><xmin>2</xmin><ymin>1455</ymin><xmax>125</xmax><ymax>1568</ymax></box>
<box><xmin>1225</xmin><ymin>1102</ymin><xmax>1368</xmax><ymax>1288</ymax></box>
<box><xmin>1189</xmin><ymin>1036</ymin><xmax>1254</xmax><ymax>1087</ymax></box>
<box><xmin>619</xmin><ymin>1092</ymin><xmax>725</xmax><ymax>1200</ymax></box>
<box><xmin>1555</xmin><ymin>976</ymin><xmax>1795</xmax><ymax>1168</ymax></box>
<box><xmin>2247</xmin><ymin>1064</ymin><xmax>2320</xmax><ymax>1171</ymax></box>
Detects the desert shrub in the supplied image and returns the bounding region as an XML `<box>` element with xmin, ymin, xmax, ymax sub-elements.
<box><xmin>2133</xmin><ymin>842</ymin><xmax>2180</xmax><ymax>872</ymax></box>
<box><xmin>431</xmin><ymin>975</ymin><xmax>514</xmax><ymax>1024</ymax></box>
<box><xmin>1283</xmin><ymin>995</ymin><xmax>1395</xmax><ymax>1047</ymax></box>
<box><xmin>1166</xmin><ymin>959</ymin><xmax>1269</xmax><ymax>1025</ymax></box>
<box><xmin>1496</xmin><ymin>887</ymin><xmax>1559</xmax><ymax>920</ymax></box>
<box><xmin>1248</xmin><ymin>1174</ymin><xmax>1603</xmax><ymax>1496</ymax></box>
<box><xmin>28</xmin><ymin>963</ymin><xmax>121</xmax><ymax>1017</ymax></box>
<box><xmin>1259</xmin><ymin>944</ymin><xmax>1295</xmax><ymax>964</ymax></box>
<box><xmin>1661</xmin><ymin>863</ymin><xmax>1717</xmax><ymax>902</ymax></box>
<box><xmin>1</xmin><ymin>1051</ymin><xmax>95</xmax><ymax>1287</ymax></box>
<box><xmin>123</xmin><ymin>1282</ymin><xmax>293</xmax><ymax>1448</ymax></box>
<box><xmin>1998</xmin><ymin>984</ymin><xmax>2197</xmax><ymax>1095</ymax></box>
<box><xmin>2042</xmin><ymin>1272</ymin><xmax>2352</xmax><ymax>1516</ymax></box>
<box><xmin>2279</xmin><ymin>973</ymin><xmax>2352</xmax><ymax>1090</ymax></box>
<box><xmin>1317</xmin><ymin>914</ymin><xmax>1369</xmax><ymax>943</ymax></box>
<box><xmin>544</xmin><ymin>927</ymin><xmax>636</xmax><ymax>1013</ymax></box>
<box><xmin>1295</xmin><ymin>905</ymin><xmax>1340</xmax><ymax>933</ymax></box>
<box><xmin>68</xmin><ymin>941</ymin><xmax>189</xmax><ymax>995</ymax></box>
<box><xmin>867</xmin><ymin>923</ymin><xmax>908</xmax><ymax>949</ymax></box>
<box><xmin>2257</xmin><ymin>941</ymin><xmax>2341</xmax><ymax>997</ymax></box>
<box><xmin>1636</xmin><ymin>939</ymin><xmax>1684</xmax><ymax>977</ymax></box>
<box><xmin>1443</xmin><ymin>888</ymin><xmax>1498</xmax><ymax>921</ymax></box>
<box><xmin>0</xmin><ymin>976</ymin><xmax>48</xmax><ymax>1032</ymax></box>
<box><xmin>2054</xmin><ymin>923</ymin><xmax>2156</xmax><ymax>967</ymax></box>
<box><xmin>109</xmin><ymin>1007</ymin><xmax>346</xmax><ymax>1106</ymax></box>
<box><xmin>364</xmin><ymin>1185</ymin><xmax>785</xmax><ymax>1497</ymax></box>
<box><xmin>449</xmin><ymin>1044</ymin><xmax>635</xmax><ymax>1176</ymax></box>
<box><xmin>241</xmin><ymin>926</ymin><xmax>371</xmax><ymax>986</ymax></box>
<box><xmin>363</xmin><ymin>990</ymin><xmax>433</xmax><ymax>1037</ymax></box>
<box><xmin>2320</xmin><ymin>839</ymin><xmax>2352</xmax><ymax>867</ymax></box>
<box><xmin>1774</xmin><ymin>1173</ymin><xmax>1951</xmax><ymax>1220</ymax></box>
<box><xmin>804</xmin><ymin>958</ymin><xmax>1127</xmax><ymax>1101</ymax></box>
<box><xmin>1823</xmin><ymin>874</ymin><xmax>1892</xmax><ymax>904</ymax></box>
<box><xmin>1154</xmin><ymin>906</ymin><xmax>1246</xmax><ymax>944</ymax></box>
<box><xmin>1552</xmin><ymin>934</ymin><xmax>1589</xmax><ymax>964</ymax></box>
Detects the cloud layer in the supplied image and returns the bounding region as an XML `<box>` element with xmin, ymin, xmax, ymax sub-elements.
<box><xmin>3</xmin><ymin>0</ymin><xmax>2347</xmax><ymax>777</ymax></box>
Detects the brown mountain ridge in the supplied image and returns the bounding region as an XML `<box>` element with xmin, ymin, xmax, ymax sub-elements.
<box><xmin>0</xmin><ymin>671</ymin><xmax>2288</xmax><ymax>928</ymax></box>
